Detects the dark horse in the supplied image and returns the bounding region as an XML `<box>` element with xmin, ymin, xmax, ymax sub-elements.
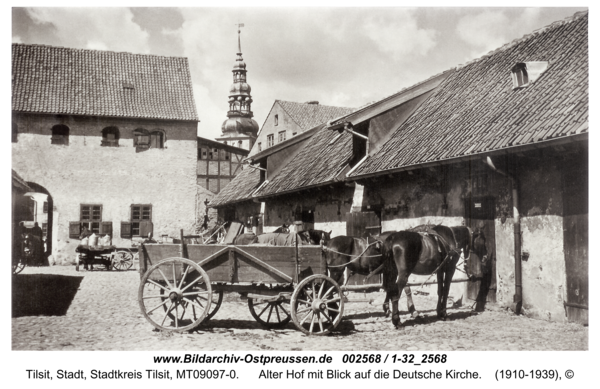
<box><xmin>306</xmin><ymin>229</ymin><xmax>332</xmax><ymax>245</ymax></box>
<box><xmin>324</xmin><ymin>235</ymin><xmax>385</xmax><ymax>285</ymax></box>
<box><xmin>325</xmin><ymin>226</ymin><xmax>482</xmax><ymax>319</ymax></box>
<box><xmin>382</xmin><ymin>225</ymin><xmax>487</xmax><ymax>327</ymax></box>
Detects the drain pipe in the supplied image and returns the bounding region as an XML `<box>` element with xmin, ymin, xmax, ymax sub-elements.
<box><xmin>483</xmin><ymin>156</ymin><xmax>522</xmax><ymax>314</ymax></box>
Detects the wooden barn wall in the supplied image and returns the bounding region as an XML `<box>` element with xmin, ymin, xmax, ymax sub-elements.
<box><xmin>358</xmin><ymin>146</ymin><xmax>586</xmax><ymax>323</ymax></box>
<box><xmin>262</xmin><ymin>185</ymin><xmax>354</xmax><ymax>237</ymax></box>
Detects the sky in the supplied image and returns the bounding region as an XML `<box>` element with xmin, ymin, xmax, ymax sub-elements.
<box><xmin>11</xmin><ymin>5</ymin><xmax>589</xmax><ymax>142</ymax></box>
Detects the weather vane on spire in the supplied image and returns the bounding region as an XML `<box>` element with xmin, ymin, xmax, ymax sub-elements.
<box><xmin>235</xmin><ymin>23</ymin><xmax>244</xmax><ymax>54</ymax></box>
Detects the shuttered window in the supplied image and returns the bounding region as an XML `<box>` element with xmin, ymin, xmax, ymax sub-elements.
<box><xmin>81</xmin><ymin>204</ymin><xmax>102</xmax><ymax>234</ymax></box>
<box><xmin>131</xmin><ymin>204</ymin><xmax>152</xmax><ymax>236</ymax></box>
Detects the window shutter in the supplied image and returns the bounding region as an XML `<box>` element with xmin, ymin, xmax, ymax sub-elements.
<box><xmin>69</xmin><ymin>222</ymin><xmax>81</xmax><ymax>239</ymax></box>
<box><xmin>100</xmin><ymin>222</ymin><xmax>113</xmax><ymax>236</ymax></box>
<box><xmin>120</xmin><ymin>222</ymin><xmax>132</xmax><ymax>239</ymax></box>
<box><xmin>139</xmin><ymin>220</ymin><xmax>154</xmax><ymax>237</ymax></box>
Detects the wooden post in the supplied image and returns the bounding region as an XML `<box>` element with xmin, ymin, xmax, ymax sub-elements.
<box><xmin>228</xmin><ymin>249</ymin><xmax>236</xmax><ymax>282</ymax></box>
<box><xmin>295</xmin><ymin>232</ymin><xmax>299</xmax><ymax>284</ymax></box>
<box><xmin>179</xmin><ymin>229</ymin><xmax>188</xmax><ymax>259</ymax></box>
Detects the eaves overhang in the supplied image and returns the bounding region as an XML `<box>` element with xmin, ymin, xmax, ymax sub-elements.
<box><xmin>327</xmin><ymin>70</ymin><xmax>453</xmax><ymax>130</ymax></box>
<box><xmin>347</xmin><ymin>132</ymin><xmax>588</xmax><ymax>182</ymax></box>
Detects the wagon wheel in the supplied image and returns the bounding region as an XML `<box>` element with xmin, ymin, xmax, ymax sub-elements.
<box><xmin>290</xmin><ymin>274</ymin><xmax>344</xmax><ymax>335</ymax></box>
<box><xmin>158</xmin><ymin>289</ymin><xmax>222</xmax><ymax>322</ymax></box>
<box><xmin>163</xmin><ymin>288</ymin><xmax>223</xmax><ymax>321</ymax></box>
<box><xmin>206</xmin><ymin>290</ymin><xmax>224</xmax><ymax>321</ymax></box>
<box><xmin>138</xmin><ymin>257</ymin><xmax>212</xmax><ymax>332</ymax></box>
<box><xmin>248</xmin><ymin>297</ymin><xmax>292</xmax><ymax>328</ymax></box>
<box><xmin>112</xmin><ymin>250</ymin><xmax>134</xmax><ymax>271</ymax></box>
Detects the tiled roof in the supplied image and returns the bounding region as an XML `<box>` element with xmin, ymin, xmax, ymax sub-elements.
<box><xmin>276</xmin><ymin>100</ymin><xmax>354</xmax><ymax>131</ymax></box>
<box><xmin>12</xmin><ymin>169</ymin><xmax>31</xmax><ymax>192</ymax></box>
<box><xmin>254</xmin><ymin>124</ymin><xmax>353</xmax><ymax>198</ymax></box>
<box><xmin>209</xmin><ymin>166</ymin><xmax>261</xmax><ymax>207</ymax></box>
<box><xmin>351</xmin><ymin>11</ymin><xmax>588</xmax><ymax>178</ymax></box>
<box><xmin>12</xmin><ymin>44</ymin><xmax>198</xmax><ymax>121</ymax></box>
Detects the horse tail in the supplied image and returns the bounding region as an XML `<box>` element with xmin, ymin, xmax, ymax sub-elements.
<box><xmin>382</xmin><ymin>244</ymin><xmax>400</xmax><ymax>293</ymax></box>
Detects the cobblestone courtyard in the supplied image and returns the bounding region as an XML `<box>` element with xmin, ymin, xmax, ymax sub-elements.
<box><xmin>12</xmin><ymin>266</ymin><xmax>587</xmax><ymax>351</ymax></box>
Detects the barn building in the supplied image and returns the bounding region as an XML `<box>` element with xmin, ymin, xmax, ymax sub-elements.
<box><xmin>12</xmin><ymin>43</ymin><xmax>200</xmax><ymax>264</ymax></box>
<box><xmin>210</xmin><ymin>11</ymin><xmax>588</xmax><ymax>323</ymax></box>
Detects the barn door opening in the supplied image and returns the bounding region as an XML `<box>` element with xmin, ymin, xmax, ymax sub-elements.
<box><xmin>344</xmin><ymin>211</ymin><xmax>381</xmax><ymax>285</ymax></box>
<box><xmin>464</xmin><ymin>196</ymin><xmax>497</xmax><ymax>303</ymax></box>
<box><xmin>562</xmin><ymin>154</ymin><xmax>588</xmax><ymax>325</ymax></box>
<box><xmin>346</xmin><ymin>210</ymin><xmax>381</xmax><ymax>238</ymax></box>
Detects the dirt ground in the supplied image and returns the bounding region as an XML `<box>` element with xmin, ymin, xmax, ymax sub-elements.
<box><xmin>12</xmin><ymin>265</ymin><xmax>587</xmax><ymax>351</ymax></box>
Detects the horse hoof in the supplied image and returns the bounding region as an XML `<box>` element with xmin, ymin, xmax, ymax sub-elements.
<box><xmin>391</xmin><ymin>313</ymin><xmax>401</xmax><ymax>327</ymax></box>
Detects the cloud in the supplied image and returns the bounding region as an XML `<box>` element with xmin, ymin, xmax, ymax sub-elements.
<box><xmin>456</xmin><ymin>8</ymin><xmax>544</xmax><ymax>60</ymax></box>
<box><xmin>25</xmin><ymin>8</ymin><xmax>150</xmax><ymax>54</ymax></box>
<box><xmin>363</xmin><ymin>10</ymin><xmax>437</xmax><ymax>60</ymax></box>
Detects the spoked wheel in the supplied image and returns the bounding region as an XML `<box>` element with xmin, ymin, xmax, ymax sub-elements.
<box><xmin>291</xmin><ymin>274</ymin><xmax>344</xmax><ymax>335</ymax></box>
<box><xmin>206</xmin><ymin>290</ymin><xmax>224</xmax><ymax>321</ymax></box>
<box><xmin>248</xmin><ymin>297</ymin><xmax>292</xmax><ymax>329</ymax></box>
<box><xmin>138</xmin><ymin>257</ymin><xmax>212</xmax><ymax>332</ymax></box>
<box><xmin>112</xmin><ymin>250</ymin><xmax>134</xmax><ymax>271</ymax></box>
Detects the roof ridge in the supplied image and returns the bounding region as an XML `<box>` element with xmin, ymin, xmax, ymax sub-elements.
<box><xmin>12</xmin><ymin>42</ymin><xmax>188</xmax><ymax>60</ymax></box>
<box><xmin>276</xmin><ymin>99</ymin><xmax>354</xmax><ymax>110</ymax></box>
<box><xmin>457</xmin><ymin>10</ymin><xmax>588</xmax><ymax>69</ymax></box>
<box><xmin>352</xmin><ymin>68</ymin><xmax>455</xmax><ymax>112</ymax></box>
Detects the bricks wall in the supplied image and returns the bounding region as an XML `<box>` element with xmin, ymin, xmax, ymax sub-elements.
<box><xmin>12</xmin><ymin>113</ymin><xmax>198</xmax><ymax>264</ymax></box>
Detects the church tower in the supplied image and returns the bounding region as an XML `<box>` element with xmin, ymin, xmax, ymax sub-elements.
<box><xmin>216</xmin><ymin>24</ymin><xmax>259</xmax><ymax>151</ymax></box>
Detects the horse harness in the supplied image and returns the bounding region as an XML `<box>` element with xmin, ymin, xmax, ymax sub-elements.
<box><xmin>322</xmin><ymin>236</ymin><xmax>384</xmax><ymax>269</ymax></box>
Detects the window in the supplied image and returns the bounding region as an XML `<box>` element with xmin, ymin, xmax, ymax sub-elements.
<box><xmin>42</xmin><ymin>223</ymin><xmax>48</xmax><ymax>238</ymax></box>
<box><xmin>12</xmin><ymin>123</ymin><xmax>18</xmax><ymax>143</ymax></box>
<box><xmin>51</xmin><ymin>124</ymin><xmax>69</xmax><ymax>145</ymax></box>
<box><xmin>131</xmin><ymin>205</ymin><xmax>152</xmax><ymax>236</ymax></box>
<box><xmin>43</xmin><ymin>201</ymin><xmax>48</xmax><ymax>213</ymax></box>
<box><xmin>511</xmin><ymin>63</ymin><xmax>529</xmax><ymax>88</ymax></box>
<box><xmin>199</xmin><ymin>146</ymin><xmax>208</xmax><ymax>160</ymax></box>
<box><xmin>511</xmin><ymin>62</ymin><xmax>548</xmax><ymax>89</ymax></box>
<box><xmin>274</xmin><ymin>114</ymin><xmax>278</xmax><ymax>126</ymax></box>
<box><xmin>267</xmin><ymin>134</ymin><xmax>274</xmax><ymax>147</ymax></box>
<box><xmin>278</xmin><ymin>131</ymin><xmax>286</xmax><ymax>143</ymax></box>
<box><xmin>257</xmin><ymin>142</ymin><xmax>261</xmax><ymax>151</ymax></box>
<box><xmin>101</xmin><ymin>126</ymin><xmax>120</xmax><ymax>147</ymax></box>
<box><xmin>81</xmin><ymin>204</ymin><xmax>102</xmax><ymax>234</ymax></box>
<box><xmin>149</xmin><ymin>131</ymin><xmax>164</xmax><ymax>149</ymax></box>
<box><xmin>134</xmin><ymin>129</ymin><xmax>149</xmax><ymax>150</ymax></box>
<box><xmin>238</xmin><ymin>140</ymin><xmax>243</xmax><ymax>148</ymax></box>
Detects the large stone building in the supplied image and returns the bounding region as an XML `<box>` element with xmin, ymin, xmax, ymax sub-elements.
<box><xmin>210</xmin><ymin>12</ymin><xmax>588</xmax><ymax>324</ymax></box>
<box><xmin>12</xmin><ymin>43</ymin><xmax>199</xmax><ymax>264</ymax></box>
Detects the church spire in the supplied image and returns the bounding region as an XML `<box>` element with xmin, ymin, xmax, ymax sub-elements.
<box><xmin>219</xmin><ymin>23</ymin><xmax>259</xmax><ymax>147</ymax></box>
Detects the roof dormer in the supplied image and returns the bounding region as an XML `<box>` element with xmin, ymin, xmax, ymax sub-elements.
<box><xmin>511</xmin><ymin>61</ymin><xmax>549</xmax><ymax>89</ymax></box>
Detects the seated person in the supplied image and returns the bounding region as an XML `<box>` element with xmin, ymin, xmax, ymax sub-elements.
<box><xmin>143</xmin><ymin>232</ymin><xmax>157</xmax><ymax>244</ymax></box>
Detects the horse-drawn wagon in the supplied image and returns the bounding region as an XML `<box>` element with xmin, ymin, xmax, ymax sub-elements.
<box><xmin>138</xmin><ymin>231</ymin><xmax>344</xmax><ymax>335</ymax></box>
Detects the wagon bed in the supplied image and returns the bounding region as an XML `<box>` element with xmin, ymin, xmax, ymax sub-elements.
<box><xmin>137</xmin><ymin>236</ymin><xmax>344</xmax><ymax>335</ymax></box>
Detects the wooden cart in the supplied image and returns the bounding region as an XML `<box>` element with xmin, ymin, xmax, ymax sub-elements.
<box><xmin>138</xmin><ymin>235</ymin><xmax>344</xmax><ymax>335</ymax></box>
<box><xmin>75</xmin><ymin>245</ymin><xmax>137</xmax><ymax>271</ymax></box>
